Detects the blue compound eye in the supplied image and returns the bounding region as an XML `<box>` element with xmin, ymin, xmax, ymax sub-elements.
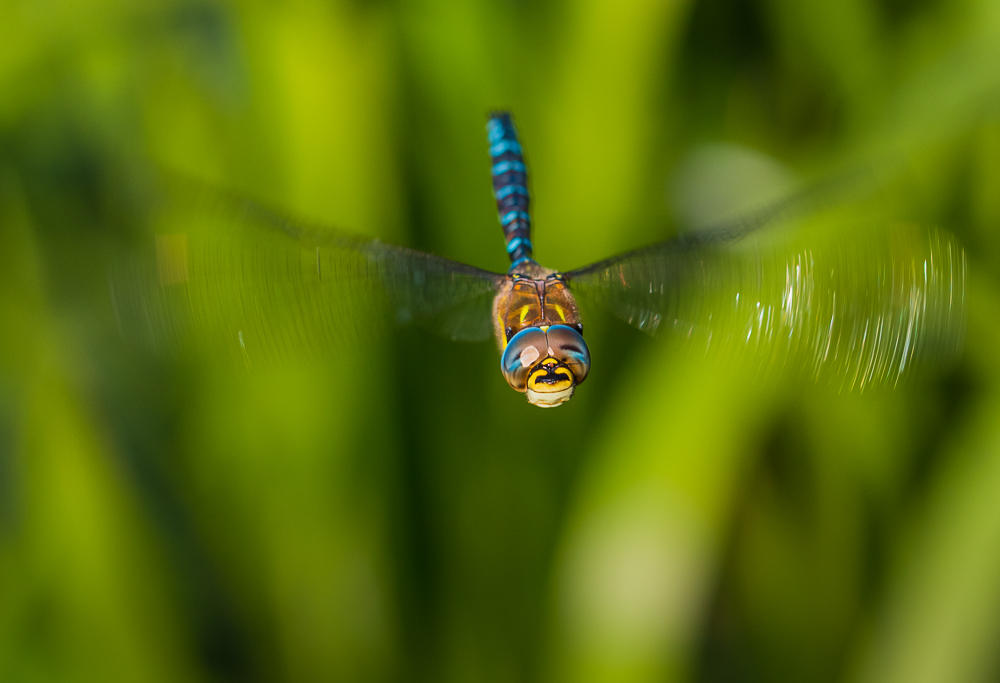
<box><xmin>500</xmin><ymin>327</ymin><xmax>548</xmax><ymax>392</ymax></box>
<box><xmin>544</xmin><ymin>325</ymin><xmax>591</xmax><ymax>385</ymax></box>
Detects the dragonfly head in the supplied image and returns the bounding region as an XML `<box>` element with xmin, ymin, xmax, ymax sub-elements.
<box><xmin>500</xmin><ymin>325</ymin><xmax>591</xmax><ymax>408</ymax></box>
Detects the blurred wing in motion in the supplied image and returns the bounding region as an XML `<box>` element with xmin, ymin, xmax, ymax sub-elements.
<box><xmin>109</xmin><ymin>183</ymin><xmax>504</xmax><ymax>365</ymax></box>
<box><xmin>564</xmin><ymin>220</ymin><xmax>966</xmax><ymax>389</ymax></box>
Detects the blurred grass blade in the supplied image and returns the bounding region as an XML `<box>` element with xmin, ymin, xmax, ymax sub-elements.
<box><xmin>852</xmin><ymin>284</ymin><xmax>1000</xmax><ymax>683</ymax></box>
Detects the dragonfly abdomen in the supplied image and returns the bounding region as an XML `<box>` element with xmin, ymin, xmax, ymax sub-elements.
<box><xmin>487</xmin><ymin>112</ymin><xmax>532</xmax><ymax>265</ymax></box>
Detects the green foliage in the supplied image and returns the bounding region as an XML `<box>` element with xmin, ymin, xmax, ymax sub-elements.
<box><xmin>0</xmin><ymin>0</ymin><xmax>999</xmax><ymax>681</ymax></box>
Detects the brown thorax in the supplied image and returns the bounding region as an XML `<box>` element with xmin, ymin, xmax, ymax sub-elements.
<box><xmin>491</xmin><ymin>262</ymin><xmax>583</xmax><ymax>351</ymax></box>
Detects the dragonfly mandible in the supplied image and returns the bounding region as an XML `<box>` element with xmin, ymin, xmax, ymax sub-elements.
<box><xmin>111</xmin><ymin>112</ymin><xmax>967</xmax><ymax>406</ymax></box>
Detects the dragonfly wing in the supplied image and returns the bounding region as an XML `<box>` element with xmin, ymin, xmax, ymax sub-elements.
<box><xmin>109</xmin><ymin>182</ymin><xmax>504</xmax><ymax>365</ymax></box>
<box><xmin>563</xmin><ymin>221</ymin><xmax>966</xmax><ymax>389</ymax></box>
<box><xmin>560</xmin><ymin>162</ymin><xmax>882</xmax><ymax>337</ymax></box>
<box><xmin>424</xmin><ymin>287</ymin><xmax>500</xmax><ymax>343</ymax></box>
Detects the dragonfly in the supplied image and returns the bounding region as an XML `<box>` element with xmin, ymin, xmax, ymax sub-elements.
<box><xmin>110</xmin><ymin>112</ymin><xmax>967</xmax><ymax>407</ymax></box>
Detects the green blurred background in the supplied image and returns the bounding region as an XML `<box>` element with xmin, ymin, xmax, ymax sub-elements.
<box><xmin>2</xmin><ymin>0</ymin><xmax>1000</xmax><ymax>681</ymax></box>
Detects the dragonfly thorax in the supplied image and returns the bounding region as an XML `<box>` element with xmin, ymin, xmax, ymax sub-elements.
<box><xmin>493</xmin><ymin>265</ymin><xmax>583</xmax><ymax>343</ymax></box>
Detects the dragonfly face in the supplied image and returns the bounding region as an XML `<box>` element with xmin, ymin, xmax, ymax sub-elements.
<box><xmin>494</xmin><ymin>270</ymin><xmax>590</xmax><ymax>407</ymax></box>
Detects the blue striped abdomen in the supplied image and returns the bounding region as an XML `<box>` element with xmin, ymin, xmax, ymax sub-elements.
<box><xmin>487</xmin><ymin>112</ymin><xmax>532</xmax><ymax>265</ymax></box>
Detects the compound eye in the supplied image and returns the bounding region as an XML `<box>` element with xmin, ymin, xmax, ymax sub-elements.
<box><xmin>545</xmin><ymin>325</ymin><xmax>591</xmax><ymax>385</ymax></box>
<box><xmin>500</xmin><ymin>327</ymin><xmax>548</xmax><ymax>392</ymax></box>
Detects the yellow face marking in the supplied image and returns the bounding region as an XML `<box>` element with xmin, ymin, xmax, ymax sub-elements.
<box><xmin>528</xmin><ymin>373</ymin><xmax>573</xmax><ymax>392</ymax></box>
<box><xmin>527</xmin><ymin>357</ymin><xmax>574</xmax><ymax>393</ymax></box>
